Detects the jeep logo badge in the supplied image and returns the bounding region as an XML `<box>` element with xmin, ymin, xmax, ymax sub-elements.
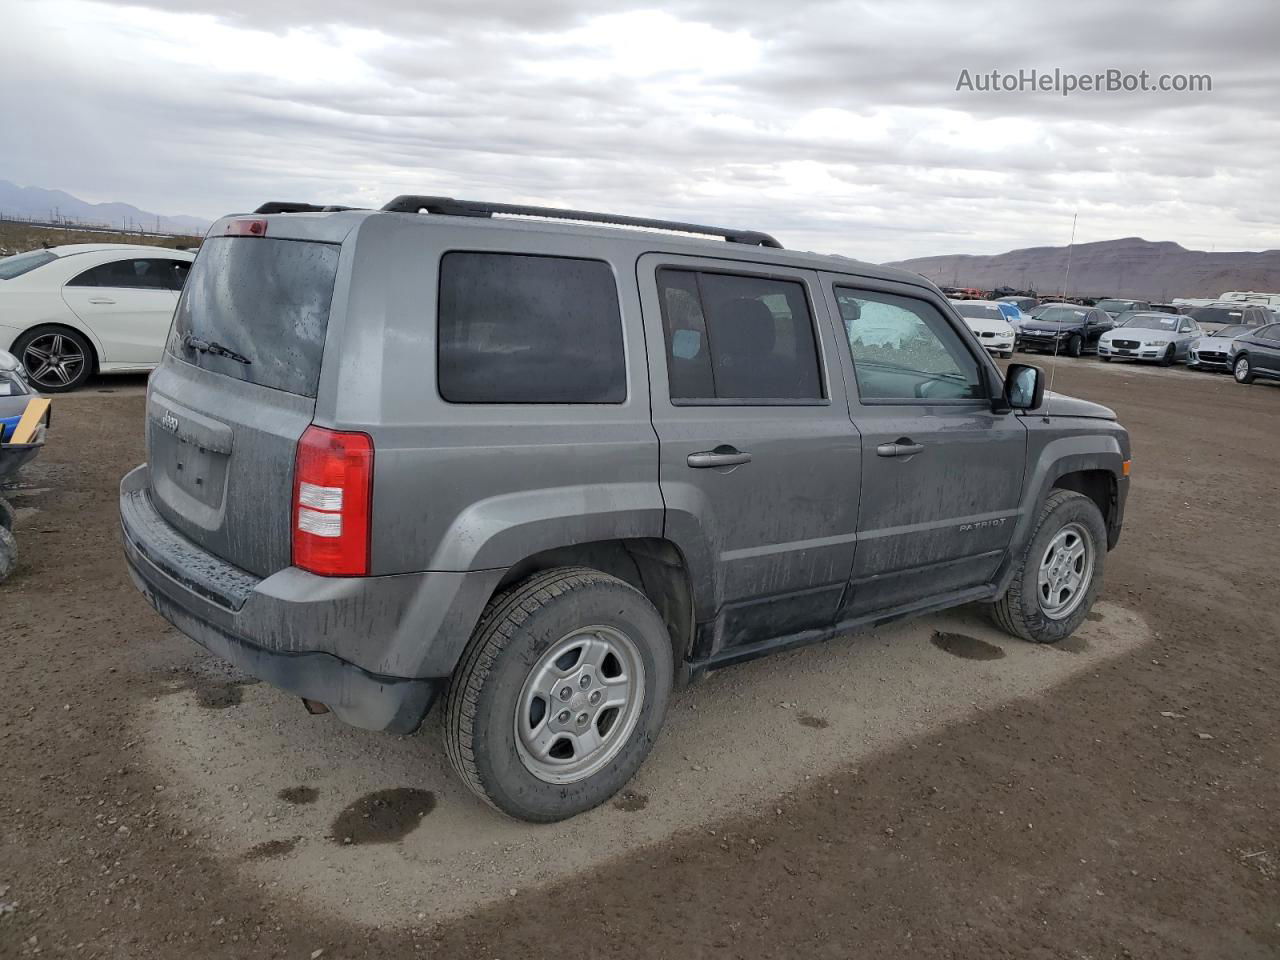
<box><xmin>160</xmin><ymin>412</ymin><xmax>179</xmax><ymax>434</ymax></box>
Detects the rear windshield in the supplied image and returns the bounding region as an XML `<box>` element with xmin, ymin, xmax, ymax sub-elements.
<box><xmin>952</xmin><ymin>302</ymin><xmax>1005</xmax><ymax>321</ymax></box>
<box><xmin>169</xmin><ymin>236</ymin><xmax>339</xmax><ymax>397</ymax></box>
<box><xmin>0</xmin><ymin>249</ymin><xmax>57</xmax><ymax>280</ymax></box>
<box><xmin>1187</xmin><ymin>307</ymin><xmax>1245</xmax><ymax>325</ymax></box>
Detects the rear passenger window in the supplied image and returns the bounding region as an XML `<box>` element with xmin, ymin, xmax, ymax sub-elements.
<box><xmin>68</xmin><ymin>258</ymin><xmax>177</xmax><ymax>290</ymax></box>
<box><xmin>437</xmin><ymin>252</ymin><xmax>625</xmax><ymax>404</ymax></box>
<box><xmin>657</xmin><ymin>269</ymin><xmax>823</xmax><ymax>402</ymax></box>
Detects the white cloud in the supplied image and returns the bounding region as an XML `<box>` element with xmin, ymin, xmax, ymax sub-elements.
<box><xmin>0</xmin><ymin>0</ymin><xmax>1277</xmax><ymax>260</ymax></box>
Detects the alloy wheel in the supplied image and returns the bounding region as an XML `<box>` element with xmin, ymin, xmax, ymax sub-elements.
<box><xmin>21</xmin><ymin>333</ymin><xmax>85</xmax><ymax>389</ymax></box>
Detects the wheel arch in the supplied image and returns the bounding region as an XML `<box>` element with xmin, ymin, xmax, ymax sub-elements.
<box><xmin>494</xmin><ymin>537</ymin><xmax>697</xmax><ymax>680</ymax></box>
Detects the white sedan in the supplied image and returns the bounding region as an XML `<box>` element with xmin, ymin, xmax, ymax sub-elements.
<box><xmin>948</xmin><ymin>299</ymin><xmax>1017</xmax><ymax>358</ymax></box>
<box><xmin>0</xmin><ymin>244</ymin><xmax>195</xmax><ymax>391</ymax></box>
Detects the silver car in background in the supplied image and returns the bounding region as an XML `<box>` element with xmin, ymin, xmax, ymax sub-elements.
<box><xmin>1097</xmin><ymin>312</ymin><xmax>1202</xmax><ymax>365</ymax></box>
<box><xmin>1188</xmin><ymin>323</ymin><xmax>1251</xmax><ymax>372</ymax></box>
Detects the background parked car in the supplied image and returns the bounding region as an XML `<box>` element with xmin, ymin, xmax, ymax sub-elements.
<box><xmin>949</xmin><ymin>299</ymin><xmax>1016</xmax><ymax>357</ymax></box>
<box><xmin>1097</xmin><ymin>312</ymin><xmax>1201</xmax><ymax>365</ymax></box>
<box><xmin>1188</xmin><ymin>324</ymin><xmax>1252</xmax><ymax>372</ymax></box>
<box><xmin>995</xmin><ymin>300</ymin><xmax>1027</xmax><ymax>332</ymax></box>
<box><xmin>1185</xmin><ymin>302</ymin><xmax>1273</xmax><ymax>334</ymax></box>
<box><xmin>1019</xmin><ymin>303</ymin><xmax>1114</xmax><ymax>357</ymax></box>
<box><xmin>1094</xmin><ymin>298</ymin><xmax>1151</xmax><ymax>319</ymax></box>
<box><xmin>995</xmin><ymin>295</ymin><xmax>1039</xmax><ymax>313</ymax></box>
<box><xmin>1230</xmin><ymin>322</ymin><xmax>1280</xmax><ymax>385</ymax></box>
<box><xmin>0</xmin><ymin>244</ymin><xmax>194</xmax><ymax>391</ymax></box>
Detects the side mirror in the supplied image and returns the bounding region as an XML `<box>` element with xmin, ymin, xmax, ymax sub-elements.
<box><xmin>1004</xmin><ymin>363</ymin><xmax>1044</xmax><ymax>411</ymax></box>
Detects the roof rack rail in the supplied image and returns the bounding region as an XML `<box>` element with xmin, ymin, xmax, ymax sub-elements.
<box><xmin>253</xmin><ymin>202</ymin><xmax>357</xmax><ymax>214</ymax></box>
<box><xmin>380</xmin><ymin>195</ymin><xmax>783</xmax><ymax>249</ymax></box>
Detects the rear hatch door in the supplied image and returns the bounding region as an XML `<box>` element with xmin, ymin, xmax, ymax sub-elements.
<box><xmin>145</xmin><ymin>226</ymin><xmax>344</xmax><ymax>578</ymax></box>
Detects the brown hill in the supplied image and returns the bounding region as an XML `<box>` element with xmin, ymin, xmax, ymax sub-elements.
<box><xmin>886</xmin><ymin>237</ymin><xmax>1280</xmax><ymax>301</ymax></box>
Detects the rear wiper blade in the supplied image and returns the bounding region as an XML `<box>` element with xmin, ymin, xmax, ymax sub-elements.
<box><xmin>183</xmin><ymin>335</ymin><xmax>252</xmax><ymax>365</ymax></box>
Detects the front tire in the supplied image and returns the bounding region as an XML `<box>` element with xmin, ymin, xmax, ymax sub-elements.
<box><xmin>444</xmin><ymin>567</ymin><xmax>674</xmax><ymax>822</ymax></box>
<box><xmin>1160</xmin><ymin>344</ymin><xmax>1176</xmax><ymax>367</ymax></box>
<box><xmin>11</xmin><ymin>326</ymin><xmax>94</xmax><ymax>392</ymax></box>
<box><xmin>990</xmin><ymin>490</ymin><xmax>1106</xmax><ymax>644</ymax></box>
<box><xmin>1067</xmin><ymin>335</ymin><xmax>1083</xmax><ymax>358</ymax></box>
<box><xmin>1234</xmin><ymin>355</ymin><xmax>1255</xmax><ymax>384</ymax></box>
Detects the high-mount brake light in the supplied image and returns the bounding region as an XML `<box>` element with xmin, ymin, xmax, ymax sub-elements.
<box><xmin>224</xmin><ymin>218</ymin><xmax>268</xmax><ymax>237</ymax></box>
<box><xmin>292</xmin><ymin>426</ymin><xmax>374</xmax><ymax>577</ymax></box>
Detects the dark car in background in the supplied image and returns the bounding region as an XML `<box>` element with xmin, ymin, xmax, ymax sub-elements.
<box><xmin>996</xmin><ymin>295</ymin><xmax>1039</xmax><ymax>313</ymax></box>
<box><xmin>1095</xmin><ymin>298</ymin><xmax>1151</xmax><ymax>319</ymax></box>
<box><xmin>1231</xmin><ymin>322</ymin><xmax>1280</xmax><ymax>385</ymax></box>
<box><xmin>1018</xmin><ymin>304</ymin><xmax>1114</xmax><ymax>357</ymax></box>
<box><xmin>1186</xmin><ymin>303</ymin><xmax>1273</xmax><ymax>334</ymax></box>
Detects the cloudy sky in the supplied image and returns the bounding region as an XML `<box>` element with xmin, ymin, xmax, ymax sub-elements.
<box><xmin>1</xmin><ymin>0</ymin><xmax>1277</xmax><ymax>261</ymax></box>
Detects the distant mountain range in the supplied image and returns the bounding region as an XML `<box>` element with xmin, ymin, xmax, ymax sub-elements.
<box><xmin>0</xmin><ymin>179</ymin><xmax>210</xmax><ymax>235</ymax></box>
<box><xmin>886</xmin><ymin>237</ymin><xmax>1280</xmax><ymax>301</ymax></box>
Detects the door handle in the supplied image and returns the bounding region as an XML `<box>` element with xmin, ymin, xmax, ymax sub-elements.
<box><xmin>687</xmin><ymin>447</ymin><xmax>752</xmax><ymax>469</ymax></box>
<box><xmin>876</xmin><ymin>438</ymin><xmax>924</xmax><ymax>458</ymax></box>
<box><xmin>88</xmin><ymin>297</ymin><xmax>116</xmax><ymax>304</ymax></box>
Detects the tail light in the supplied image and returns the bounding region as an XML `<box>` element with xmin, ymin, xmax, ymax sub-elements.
<box><xmin>292</xmin><ymin>425</ymin><xmax>374</xmax><ymax>576</ymax></box>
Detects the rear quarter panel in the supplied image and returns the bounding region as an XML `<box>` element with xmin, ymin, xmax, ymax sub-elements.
<box><xmin>317</xmin><ymin>214</ymin><xmax>663</xmax><ymax>576</ymax></box>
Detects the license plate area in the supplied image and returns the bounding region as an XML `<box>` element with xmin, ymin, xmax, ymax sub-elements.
<box><xmin>150</xmin><ymin>428</ymin><xmax>228</xmax><ymax>509</ymax></box>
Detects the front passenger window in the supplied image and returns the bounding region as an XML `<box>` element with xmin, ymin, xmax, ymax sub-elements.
<box><xmin>835</xmin><ymin>287</ymin><xmax>985</xmax><ymax>401</ymax></box>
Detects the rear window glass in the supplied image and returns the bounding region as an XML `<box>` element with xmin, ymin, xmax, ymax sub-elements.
<box><xmin>657</xmin><ymin>269</ymin><xmax>823</xmax><ymax>402</ymax></box>
<box><xmin>437</xmin><ymin>252</ymin><xmax>625</xmax><ymax>404</ymax></box>
<box><xmin>0</xmin><ymin>249</ymin><xmax>57</xmax><ymax>280</ymax></box>
<box><xmin>169</xmin><ymin>237</ymin><xmax>339</xmax><ymax>398</ymax></box>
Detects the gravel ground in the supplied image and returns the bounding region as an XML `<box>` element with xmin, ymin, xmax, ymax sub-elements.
<box><xmin>1</xmin><ymin>358</ymin><xmax>1277</xmax><ymax>959</ymax></box>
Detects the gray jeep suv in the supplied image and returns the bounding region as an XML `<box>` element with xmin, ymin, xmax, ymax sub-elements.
<box><xmin>120</xmin><ymin>196</ymin><xmax>1130</xmax><ymax>822</ymax></box>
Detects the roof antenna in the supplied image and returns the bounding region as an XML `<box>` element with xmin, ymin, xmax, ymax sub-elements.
<box><xmin>1046</xmin><ymin>211</ymin><xmax>1078</xmax><ymax>413</ymax></box>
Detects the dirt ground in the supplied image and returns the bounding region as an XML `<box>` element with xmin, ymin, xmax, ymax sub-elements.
<box><xmin>2</xmin><ymin>359</ymin><xmax>1278</xmax><ymax>959</ymax></box>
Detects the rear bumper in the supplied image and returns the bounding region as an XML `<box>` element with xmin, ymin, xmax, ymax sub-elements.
<box><xmin>120</xmin><ymin>465</ymin><xmax>502</xmax><ymax>733</ymax></box>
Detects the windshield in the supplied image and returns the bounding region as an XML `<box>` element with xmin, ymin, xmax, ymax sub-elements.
<box><xmin>1120</xmin><ymin>314</ymin><xmax>1180</xmax><ymax>331</ymax></box>
<box><xmin>952</xmin><ymin>303</ymin><xmax>1005</xmax><ymax>321</ymax></box>
<box><xmin>1030</xmin><ymin>307</ymin><xmax>1087</xmax><ymax>324</ymax></box>
<box><xmin>1208</xmin><ymin>324</ymin><xmax>1249</xmax><ymax>339</ymax></box>
<box><xmin>1188</xmin><ymin>307</ymin><xmax>1245</xmax><ymax>325</ymax></box>
<box><xmin>0</xmin><ymin>249</ymin><xmax>57</xmax><ymax>280</ymax></box>
<box><xmin>1094</xmin><ymin>299</ymin><xmax>1133</xmax><ymax>312</ymax></box>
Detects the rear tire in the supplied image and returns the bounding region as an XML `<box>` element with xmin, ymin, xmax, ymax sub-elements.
<box><xmin>990</xmin><ymin>490</ymin><xmax>1106</xmax><ymax>644</ymax></box>
<box><xmin>1234</xmin><ymin>355</ymin><xmax>1255</xmax><ymax>384</ymax></box>
<box><xmin>0</xmin><ymin>497</ymin><xmax>14</xmax><ymax>531</ymax></box>
<box><xmin>0</xmin><ymin>525</ymin><xmax>16</xmax><ymax>583</ymax></box>
<box><xmin>11</xmin><ymin>325</ymin><xmax>95</xmax><ymax>393</ymax></box>
<box><xmin>444</xmin><ymin>567</ymin><xmax>674</xmax><ymax>822</ymax></box>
